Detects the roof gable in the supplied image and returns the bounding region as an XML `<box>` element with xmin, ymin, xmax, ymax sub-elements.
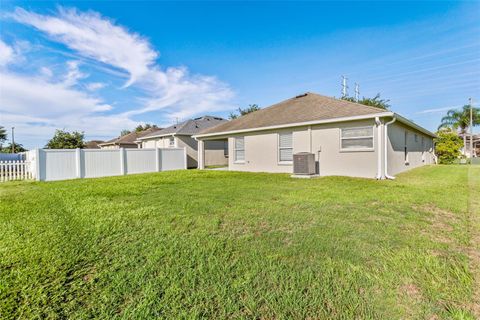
<box><xmin>139</xmin><ymin>116</ymin><xmax>227</xmax><ymax>139</ymax></box>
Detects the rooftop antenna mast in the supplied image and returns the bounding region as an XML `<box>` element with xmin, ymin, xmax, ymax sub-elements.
<box><xmin>341</xmin><ymin>75</ymin><xmax>348</xmax><ymax>98</ymax></box>
<box><xmin>355</xmin><ymin>83</ymin><xmax>360</xmax><ymax>102</ymax></box>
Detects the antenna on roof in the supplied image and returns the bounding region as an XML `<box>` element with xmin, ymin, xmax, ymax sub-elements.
<box><xmin>175</xmin><ymin>117</ymin><xmax>179</xmax><ymax>124</ymax></box>
<box><xmin>354</xmin><ymin>83</ymin><xmax>360</xmax><ymax>102</ymax></box>
<box><xmin>341</xmin><ymin>75</ymin><xmax>348</xmax><ymax>98</ymax></box>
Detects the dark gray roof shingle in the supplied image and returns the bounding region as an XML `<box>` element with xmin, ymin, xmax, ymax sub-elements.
<box><xmin>198</xmin><ymin>92</ymin><xmax>388</xmax><ymax>135</ymax></box>
<box><xmin>139</xmin><ymin>116</ymin><xmax>227</xmax><ymax>139</ymax></box>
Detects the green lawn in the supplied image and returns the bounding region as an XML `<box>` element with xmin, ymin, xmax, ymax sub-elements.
<box><xmin>1</xmin><ymin>166</ymin><xmax>478</xmax><ymax>319</ymax></box>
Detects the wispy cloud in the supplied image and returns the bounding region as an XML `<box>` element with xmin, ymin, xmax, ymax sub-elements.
<box><xmin>11</xmin><ymin>6</ymin><xmax>234</xmax><ymax>123</ymax></box>
<box><xmin>0</xmin><ymin>39</ymin><xmax>15</xmax><ymax>66</ymax></box>
<box><xmin>12</xmin><ymin>7</ymin><xmax>157</xmax><ymax>87</ymax></box>
<box><xmin>415</xmin><ymin>105</ymin><xmax>463</xmax><ymax>115</ymax></box>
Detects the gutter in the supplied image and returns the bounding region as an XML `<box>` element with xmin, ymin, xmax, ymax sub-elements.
<box><xmin>384</xmin><ymin>117</ymin><xmax>397</xmax><ymax>180</ymax></box>
<box><xmin>375</xmin><ymin>117</ymin><xmax>382</xmax><ymax>179</ymax></box>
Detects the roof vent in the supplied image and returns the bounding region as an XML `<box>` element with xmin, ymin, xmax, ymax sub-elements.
<box><xmin>295</xmin><ymin>93</ymin><xmax>308</xmax><ymax>99</ymax></box>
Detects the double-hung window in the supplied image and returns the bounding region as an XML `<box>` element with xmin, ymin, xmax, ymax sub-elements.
<box><xmin>234</xmin><ymin>137</ymin><xmax>245</xmax><ymax>163</ymax></box>
<box><xmin>340</xmin><ymin>126</ymin><xmax>374</xmax><ymax>151</ymax></box>
<box><xmin>278</xmin><ymin>132</ymin><xmax>293</xmax><ymax>162</ymax></box>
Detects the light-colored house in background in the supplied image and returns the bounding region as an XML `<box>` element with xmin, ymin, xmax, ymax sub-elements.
<box><xmin>99</xmin><ymin>127</ymin><xmax>161</xmax><ymax>149</ymax></box>
<box><xmin>194</xmin><ymin>92</ymin><xmax>436</xmax><ymax>179</ymax></box>
<box><xmin>137</xmin><ymin>116</ymin><xmax>228</xmax><ymax>168</ymax></box>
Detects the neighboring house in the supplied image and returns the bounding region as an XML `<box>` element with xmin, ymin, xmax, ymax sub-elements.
<box><xmin>459</xmin><ymin>133</ymin><xmax>480</xmax><ymax>158</ymax></box>
<box><xmin>99</xmin><ymin>127</ymin><xmax>161</xmax><ymax>149</ymax></box>
<box><xmin>137</xmin><ymin>116</ymin><xmax>228</xmax><ymax>168</ymax></box>
<box><xmin>84</xmin><ymin>140</ymin><xmax>104</xmax><ymax>149</ymax></box>
<box><xmin>194</xmin><ymin>92</ymin><xmax>436</xmax><ymax>179</ymax></box>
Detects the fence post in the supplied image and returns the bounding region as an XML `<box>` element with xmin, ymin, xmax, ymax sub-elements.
<box><xmin>34</xmin><ymin>148</ymin><xmax>41</xmax><ymax>181</ymax></box>
<box><xmin>120</xmin><ymin>148</ymin><xmax>126</xmax><ymax>175</ymax></box>
<box><xmin>155</xmin><ymin>147</ymin><xmax>161</xmax><ymax>172</ymax></box>
<box><xmin>75</xmin><ymin>148</ymin><xmax>82</xmax><ymax>179</ymax></box>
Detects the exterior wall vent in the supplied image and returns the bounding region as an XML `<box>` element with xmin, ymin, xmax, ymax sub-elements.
<box><xmin>293</xmin><ymin>152</ymin><xmax>315</xmax><ymax>175</ymax></box>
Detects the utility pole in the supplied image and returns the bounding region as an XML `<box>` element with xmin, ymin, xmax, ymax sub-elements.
<box><xmin>355</xmin><ymin>83</ymin><xmax>360</xmax><ymax>102</ymax></box>
<box><xmin>11</xmin><ymin>127</ymin><xmax>15</xmax><ymax>153</ymax></box>
<box><xmin>341</xmin><ymin>75</ymin><xmax>348</xmax><ymax>98</ymax></box>
<box><xmin>469</xmin><ymin>98</ymin><xmax>473</xmax><ymax>158</ymax></box>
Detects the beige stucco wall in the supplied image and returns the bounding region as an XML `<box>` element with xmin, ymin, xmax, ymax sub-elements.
<box><xmin>228</xmin><ymin>119</ymin><xmax>380</xmax><ymax>178</ymax></box>
<box><xmin>387</xmin><ymin>122</ymin><xmax>435</xmax><ymax>175</ymax></box>
<box><xmin>141</xmin><ymin>135</ymin><xmax>227</xmax><ymax>168</ymax></box>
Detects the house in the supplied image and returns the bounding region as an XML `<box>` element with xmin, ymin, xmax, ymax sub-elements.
<box><xmin>194</xmin><ymin>92</ymin><xmax>436</xmax><ymax>179</ymax></box>
<box><xmin>99</xmin><ymin>127</ymin><xmax>161</xmax><ymax>149</ymax></box>
<box><xmin>84</xmin><ymin>140</ymin><xmax>104</xmax><ymax>149</ymax></box>
<box><xmin>137</xmin><ymin>116</ymin><xmax>228</xmax><ymax>168</ymax></box>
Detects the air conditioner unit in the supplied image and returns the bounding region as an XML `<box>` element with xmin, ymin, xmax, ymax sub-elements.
<box><xmin>293</xmin><ymin>152</ymin><xmax>316</xmax><ymax>175</ymax></box>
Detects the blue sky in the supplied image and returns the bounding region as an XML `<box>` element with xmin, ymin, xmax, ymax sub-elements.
<box><xmin>1</xmin><ymin>1</ymin><xmax>479</xmax><ymax>149</ymax></box>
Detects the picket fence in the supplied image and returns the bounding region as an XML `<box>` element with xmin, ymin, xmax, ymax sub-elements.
<box><xmin>0</xmin><ymin>160</ymin><xmax>33</xmax><ymax>182</ymax></box>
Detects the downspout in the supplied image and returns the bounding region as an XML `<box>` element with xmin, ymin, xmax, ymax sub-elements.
<box><xmin>384</xmin><ymin>117</ymin><xmax>397</xmax><ymax>180</ymax></box>
<box><xmin>375</xmin><ymin>117</ymin><xmax>382</xmax><ymax>179</ymax></box>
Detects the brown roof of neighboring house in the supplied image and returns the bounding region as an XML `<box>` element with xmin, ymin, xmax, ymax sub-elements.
<box><xmin>198</xmin><ymin>92</ymin><xmax>388</xmax><ymax>135</ymax></box>
<box><xmin>100</xmin><ymin>127</ymin><xmax>162</xmax><ymax>146</ymax></box>
<box><xmin>84</xmin><ymin>140</ymin><xmax>104</xmax><ymax>149</ymax></box>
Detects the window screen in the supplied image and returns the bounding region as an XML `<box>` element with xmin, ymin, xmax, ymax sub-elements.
<box><xmin>234</xmin><ymin>137</ymin><xmax>245</xmax><ymax>162</ymax></box>
<box><xmin>278</xmin><ymin>133</ymin><xmax>293</xmax><ymax>162</ymax></box>
<box><xmin>340</xmin><ymin>126</ymin><xmax>373</xmax><ymax>149</ymax></box>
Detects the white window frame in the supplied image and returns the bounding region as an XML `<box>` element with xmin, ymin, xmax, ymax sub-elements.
<box><xmin>234</xmin><ymin>137</ymin><xmax>245</xmax><ymax>164</ymax></box>
<box><xmin>340</xmin><ymin>126</ymin><xmax>374</xmax><ymax>152</ymax></box>
<box><xmin>278</xmin><ymin>132</ymin><xmax>293</xmax><ymax>164</ymax></box>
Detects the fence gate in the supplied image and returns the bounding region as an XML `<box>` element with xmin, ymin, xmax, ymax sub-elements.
<box><xmin>0</xmin><ymin>160</ymin><xmax>34</xmax><ymax>182</ymax></box>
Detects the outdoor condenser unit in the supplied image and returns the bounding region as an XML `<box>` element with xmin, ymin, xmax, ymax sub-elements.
<box><xmin>293</xmin><ymin>152</ymin><xmax>316</xmax><ymax>175</ymax></box>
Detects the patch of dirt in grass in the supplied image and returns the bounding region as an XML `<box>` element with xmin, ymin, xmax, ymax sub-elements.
<box><xmin>415</xmin><ymin>204</ymin><xmax>460</xmax><ymax>245</ymax></box>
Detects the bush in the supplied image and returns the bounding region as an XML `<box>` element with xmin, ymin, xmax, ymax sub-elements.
<box><xmin>434</xmin><ymin>129</ymin><xmax>463</xmax><ymax>164</ymax></box>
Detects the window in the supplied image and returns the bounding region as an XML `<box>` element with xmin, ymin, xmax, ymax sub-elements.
<box><xmin>169</xmin><ymin>136</ymin><xmax>175</xmax><ymax>147</ymax></box>
<box><xmin>414</xmin><ymin>134</ymin><xmax>418</xmax><ymax>143</ymax></box>
<box><xmin>340</xmin><ymin>126</ymin><xmax>374</xmax><ymax>150</ymax></box>
<box><xmin>234</xmin><ymin>137</ymin><xmax>245</xmax><ymax>162</ymax></box>
<box><xmin>278</xmin><ymin>133</ymin><xmax>293</xmax><ymax>162</ymax></box>
<box><xmin>404</xmin><ymin>131</ymin><xmax>409</xmax><ymax>163</ymax></box>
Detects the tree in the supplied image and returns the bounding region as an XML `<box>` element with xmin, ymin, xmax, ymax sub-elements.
<box><xmin>120</xmin><ymin>129</ymin><xmax>131</xmax><ymax>136</ymax></box>
<box><xmin>0</xmin><ymin>126</ymin><xmax>6</xmax><ymax>146</ymax></box>
<box><xmin>342</xmin><ymin>94</ymin><xmax>390</xmax><ymax>110</ymax></box>
<box><xmin>134</xmin><ymin>124</ymin><xmax>157</xmax><ymax>132</ymax></box>
<box><xmin>438</xmin><ymin>104</ymin><xmax>480</xmax><ymax>155</ymax></box>
<box><xmin>0</xmin><ymin>143</ymin><xmax>27</xmax><ymax>153</ymax></box>
<box><xmin>229</xmin><ymin>104</ymin><xmax>261</xmax><ymax>120</ymax></box>
<box><xmin>434</xmin><ymin>128</ymin><xmax>464</xmax><ymax>164</ymax></box>
<box><xmin>45</xmin><ymin>130</ymin><xmax>85</xmax><ymax>149</ymax></box>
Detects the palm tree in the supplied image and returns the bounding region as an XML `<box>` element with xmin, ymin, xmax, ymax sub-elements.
<box><xmin>438</xmin><ymin>104</ymin><xmax>480</xmax><ymax>155</ymax></box>
<box><xmin>0</xmin><ymin>126</ymin><xmax>7</xmax><ymax>147</ymax></box>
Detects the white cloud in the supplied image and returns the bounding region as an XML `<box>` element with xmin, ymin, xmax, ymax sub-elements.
<box><xmin>5</xmin><ymin>6</ymin><xmax>235</xmax><ymax>147</ymax></box>
<box><xmin>0</xmin><ymin>71</ymin><xmax>136</xmax><ymax>147</ymax></box>
<box><xmin>0</xmin><ymin>39</ymin><xmax>15</xmax><ymax>66</ymax></box>
<box><xmin>11</xmin><ymin>6</ymin><xmax>235</xmax><ymax>122</ymax></box>
<box><xmin>63</xmin><ymin>60</ymin><xmax>87</xmax><ymax>86</ymax></box>
<box><xmin>85</xmin><ymin>82</ymin><xmax>106</xmax><ymax>91</ymax></box>
<box><xmin>12</xmin><ymin>7</ymin><xmax>158</xmax><ymax>87</ymax></box>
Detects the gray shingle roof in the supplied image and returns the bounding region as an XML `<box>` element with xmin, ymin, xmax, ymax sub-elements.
<box><xmin>139</xmin><ymin>116</ymin><xmax>227</xmax><ymax>139</ymax></box>
<box><xmin>198</xmin><ymin>92</ymin><xmax>388</xmax><ymax>135</ymax></box>
<box><xmin>101</xmin><ymin>127</ymin><xmax>162</xmax><ymax>146</ymax></box>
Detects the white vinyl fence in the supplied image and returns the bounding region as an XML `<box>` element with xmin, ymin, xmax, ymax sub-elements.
<box><xmin>0</xmin><ymin>160</ymin><xmax>33</xmax><ymax>182</ymax></box>
<box><xmin>21</xmin><ymin>148</ymin><xmax>186</xmax><ymax>182</ymax></box>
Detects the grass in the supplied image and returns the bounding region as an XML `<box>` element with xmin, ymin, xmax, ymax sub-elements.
<box><xmin>0</xmin><ymin>165</ymin><xmax>478</xmax><ymax>319</ymax></box>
